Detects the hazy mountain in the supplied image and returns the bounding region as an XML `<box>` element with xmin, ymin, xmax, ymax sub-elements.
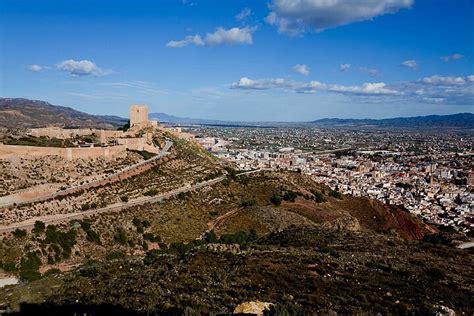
<box><xmin>152</xmin><ymin>111</ymin><xmax>474</xmax><ymax>129</ymax></box>
<box><xmin>0</xmin><ymin>98</ymin><xmax>126</xmax><ymax>129</ymax></box>
<box><xmin>310</xmin><ymin>113</ymin><xmax>474</xmax><ymax>128</ymax></box>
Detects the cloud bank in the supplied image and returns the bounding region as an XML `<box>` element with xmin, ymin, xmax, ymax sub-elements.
<box><xmin>266</xmin><ymin>0</ymin><xmax>413</xmax><ymax>35</ymax></box>
<box><xmin>231</xmin><ymin>74</ymin><xmax>474</xmax><ymax>105</ymax></box>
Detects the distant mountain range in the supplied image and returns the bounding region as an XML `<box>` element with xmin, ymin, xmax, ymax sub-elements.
<box><xmin>0</xmin><ymin>98</ymin><xmax>472</xmax><ymax>130</ymax></box>
<box><xmin>0</xmin><ymin>98</ymin><xmax>127</xmax><ymax>129</ymax></box>
<box><xmin>151</xmin><ymin>112</ymin><xmax>474</xmax><ymax>129</ymax></box>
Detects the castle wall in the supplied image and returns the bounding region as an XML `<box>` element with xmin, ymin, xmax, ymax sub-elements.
<box><xmin>0</xmin><ymin>144</ymin><xmax>126</xmax><ymax>161</ymax></box>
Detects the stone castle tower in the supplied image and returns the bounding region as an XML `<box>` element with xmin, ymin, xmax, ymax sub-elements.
<box><xmin>130</xmin><ymin>104</ymin><xmax>149</xmax><ymax>127</ymax></box>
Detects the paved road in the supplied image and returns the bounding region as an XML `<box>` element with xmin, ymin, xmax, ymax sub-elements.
<box><xmin>0</xmin><ymin>141</ymin><xmax>173</xmax><ymax>208</ymax></box>
<box><xmin>0</xmin><ymin>168</ymin><xmax>267</xmax><ymax>234</ymax></box>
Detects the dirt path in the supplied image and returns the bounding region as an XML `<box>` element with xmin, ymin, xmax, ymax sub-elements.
<box><xmin>207</xmin><ymin>208</ymin><xmax>243</xmax><ymax>232</ymax></box>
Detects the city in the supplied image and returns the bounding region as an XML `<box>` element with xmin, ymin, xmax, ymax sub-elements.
<box><xmin>193</xmin><ymin>126</ymin><xmax>474</xmax><ymax>235</ymax></box>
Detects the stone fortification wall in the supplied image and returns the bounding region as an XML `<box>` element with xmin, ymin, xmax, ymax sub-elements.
<box><xmin>0</xmin><ymin>144</ymin><xmax>126</xmax><ymax>161</ymax></box>
<box><xmin>28</xmin><ymin>127</ymin><xmax>125</xmax><ymax>143</ymax></box>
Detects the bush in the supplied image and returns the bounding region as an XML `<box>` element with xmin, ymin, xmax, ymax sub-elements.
<box><xmin>19</xmin><ymin>270</ymin><xmax>42</xmax><ymax>282</ymax></box>
<box><xmin>143</xmin><ymin>233</ymin><xmax>161</xmax><ymax>243</ymax></box>
<box><xmin>1</xmin><ymin>261</ymin><xmax>17</xmax><ymax>272</ymax></box>
<box><xmin>33</xmin><ymin>221</ymin><xmax>46</xmax><ymax>234</ymax></box>
<box><xmin>81</xmin><ymin>203</ymin><xmax>90</xmax><ymax>211</ymax></box>
<box><xmin>20</xmin><ymin>251</ymin><xmax>42</xmax><ymax>272</ymax></box>
<box><xmin>43</xmin><ymin>268</ymin><xmax>61</xmax><ymax>277</ymax></box>
<box><xmin>312</xmin><ymin>191</ymin><xmax>326</xmax><ymax>203</ymax></box>
<box><xmin>106</xmin><ymin>251</ymin><xmax>126</xmax><ymax>261</ymax></box>
<box><xmin>240</xmin><ymin>199</ymin><xmax>257</xmax><ymax>207</ymax></box>
<box><xmin>219</xmin><ymin>229</ymin><xmax>257</xmax><ymax>246</ymax></box>
<box><xmin>270</xmin><ymin>194</ymin><xmax>282</xmax><ymax>206</ymax></box>
<box><xmin>283</xmin><ymin>191</ymin><xmax>298</xmax><ymax>202</ymax></box>
<box><xmin>120</xmin><ymin>195</ymin><xmax>129</xmax><ymax>203</ymax></box>
<box><xmin>12</xmin><ymin>228</ymin><xmax>27</xmax><ymax>238</ymax></box>
<box><xmin>330</xmin><ymin>190</ymin><xmax>343</xmax><ymax>200</ymax></box>
<box><xmin>144</xmin><ymin>189</ymin><xmax>158</xmax><ymax>196</ymax></box>
<box><xmin>114</xmin><ymin>228</ymin><xmax>128</xmax><ymax>245</ymax></box>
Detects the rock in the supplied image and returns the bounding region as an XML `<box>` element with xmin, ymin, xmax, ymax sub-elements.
<box><xmin>233</xmin><ymin>301</ymin><xmax>272</xmax><ymax>315</ymax></box>
<box><xmin>321</xmin><ymin>216</ymin><xmax>361</xmax><ymax>231</ymax></box>
<box><xmin>435</xmin><ymin>304</ymin><xmax>456</xmax><ymax>316</ymax></box>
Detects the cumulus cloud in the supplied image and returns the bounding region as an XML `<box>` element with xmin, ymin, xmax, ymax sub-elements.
<box><xmin>205</xmin><ymin>26</ymin><xmax>256</xmax><ymax>45</ymax></box>
<box><xmin>266</xmin><ymin>0</ymin><xmax>413</xmax><ymax>35</ymax></box>
<box><xmin>56</xmin><ymin>59</ymin><xmax>110</xmax><ymax>76</ymax></box>
<box><xmin>231</xmin><ymin>74</ymin><xmax>474</xmax><ymax>105</ymax></box>
<box><xmin>236</xmin><ymin>8</ymin><xmax>252</xmax><ymax>21</ymax></box>
<box><xmin>340</xmin><ymin>63</ymin><xmax>351</xmax><ymax>72</ymax></box>
<box><xmin>401</xmin><ymin>59</ymin><xmax>417</xmax><ymax>70</ymax></box>
<box><xmin>293</xmin><ymin>64</ymin><xmax>310</xmax><ymax>76</ymax></box>
<box><xmin>441</xmin><ymin>53</ymin><xmax>464</xmax><ymax>62</ymax></box>
<box><xmin>27</xmin><ymin>64</ymin><xmax>45</xmax><ymax>72</ymax></box>
<box><xmin>166</xmin><ymin>26</ymin><xmax>257</xmax><ymax>48</ymax></box>
<box><xmin>166</xmin><ymin>35</ymin><xmax>204</xmax><ymax>48</ymax></box>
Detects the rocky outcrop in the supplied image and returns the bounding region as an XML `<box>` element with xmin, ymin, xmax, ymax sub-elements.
<box><xmin>233</xmin><ymin>301</ymin><xmax>272</xmax><ymax>315</ymax></box>
<box><xmin>321</xmin><ymin>216</ymin><xmax>361</xmax><ymax>231</ymax></box>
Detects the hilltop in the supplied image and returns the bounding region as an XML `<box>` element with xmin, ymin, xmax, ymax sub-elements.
<box><xmin>0</xmin><ymin>98</ymin><xmax>126</xmax><ymax>129</ymax></box>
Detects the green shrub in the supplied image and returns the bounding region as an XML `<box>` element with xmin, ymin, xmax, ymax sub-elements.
<box><xmin>19</xmin><ymin>270</ymin><xmax>42</xmax><ymax>282</ymax></box>
<box><xmin>12</xmin><ymin>228</ymin><xmax>27</xmax><ymax>238</ymax></box>
<box><xmin>106</xmin><ymin>250</ymin><xmax>126</xmax><ymax>261</ymax></box>
<box><xmin>330</xmin><ymin>190</ymin><xmax>343</xmax><ymax>200</ymax></box>
<box><xmin>312</xmin><ymin>190</ymin><xmax>327</xmax><ymax>203</ymax></box>
<box><xmin>114</xmin><ymin>228</ymin><xmax>128</xmax><ymax>245</ymax></box>
<box><xmin>20</xmin><ymin>252</ymin><xmax>42</xmax><ymax>272</ymax></box>
<box><xmin>43</xmin><ymin>268</ymin><xmax>61</xmax><ymax>277</ymax></box>
<box><xmin>240</xmin><ymin>199</ymin><xmax>257</xmax><ymax>207</ymax></box>
<box><xmin>32</xmin><ymin>221</ymin><xmax>46</xmax><ymax>234</ymax></box>
<box><xmin>270</xmin><ymin>194</ymin><xmax>282</xmax><ymax>206</ymax></box>
<box><xmin>1</xmin><ymin>261</ymin><xmax>17</xmax><ymax>272</ymax></box>
<box><xmin>283</xmin><ymin>191</ymin><xmax>298</xmax><ymax>202</ymax></box>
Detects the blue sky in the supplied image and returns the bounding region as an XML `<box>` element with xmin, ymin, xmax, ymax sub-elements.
<box><xmin>0</xmin><ymin>0</ymin><xmax>473</xmax><ymax>121</ymax></box>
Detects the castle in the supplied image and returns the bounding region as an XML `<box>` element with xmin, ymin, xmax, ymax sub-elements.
<box><xmin>0</xmin><ymin>105</ymin><xmax>161</xmax><ymax>161</ymax></box>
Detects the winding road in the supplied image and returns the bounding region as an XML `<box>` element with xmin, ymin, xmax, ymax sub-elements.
<box><xmin>0</xmin><ymin>168</ymin><xmax>267</xmax><ymax>234</ymax></box>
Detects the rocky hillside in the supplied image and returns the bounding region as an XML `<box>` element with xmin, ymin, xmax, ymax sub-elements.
<box><xmin>1</xmin><ymin>168</ymin><xmax>471</xmax><ymax>314</ymax></box>
<box><xmin>0</xmin><ymin>98</ymin><xmax>126</xmax><ymax>129</ymax></box>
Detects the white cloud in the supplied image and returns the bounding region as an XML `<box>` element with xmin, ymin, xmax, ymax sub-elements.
<box><xmin>236</xmin><ymin>8</ymin><xmax>252</xmax><ymax>21</ymax></box>
<box><xmin>266</xmin><ymin>0</ymin><xmax>413</xmax><ymax>36</ymax></box>
<box><xmin>205</xmin><ymin>27</ymin><xmax>256</xmax><ymax>45</ymax></box>
<box><xmin>232</xmin><ymin>77</ymin><xmax>398</xmax><ymax>95</ymax></box>
<box><xmin>166</xmin><ymin>27</ymin><xmax>257</xmax><ymax>48</ymax></box>
<box><xmin>441</xmin><ymin>53</ymin><xmax>464</xmax><ymax>62</ymax></box>
<box><xmin>166</xmin><ymin>35</ymin><xmax>204</xmax><ymax>48</ymax></box>
<box><xmin>340</xmin><ymin>63</ymin><xmax>351</xmax><ymax>72</ymax></box>
<box><xmin>419</xmin><ymin>75</ymin><xmax>468</xmax><ymax>85</ymax></box>
<box><xmin>293</xmin><ymin>64</ymin><xmax>310</xmax><ymax>76</ymax></box>
<box><xmin>231</xmin><ymin>74</ymin><xmax>474</xmax><ymax>105</ymax></box>
<box><xmin>401</xmin><ymin>59</ymin><xmax>417</xmax><ymax>70</ymax></box>
<box><xmin>56</xmin><ymin>59</ymin><xmax>110</xmax><ymax>76</ymax></box>
<box><xmin>27</xmin><ymin>64</ymin><xmax>45</xmax><ymax>72</ymax></box>
<box><xmin>359</xmin><ymin>67</ymin><xmax>381</xmax><ymax>77</ymax></box>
